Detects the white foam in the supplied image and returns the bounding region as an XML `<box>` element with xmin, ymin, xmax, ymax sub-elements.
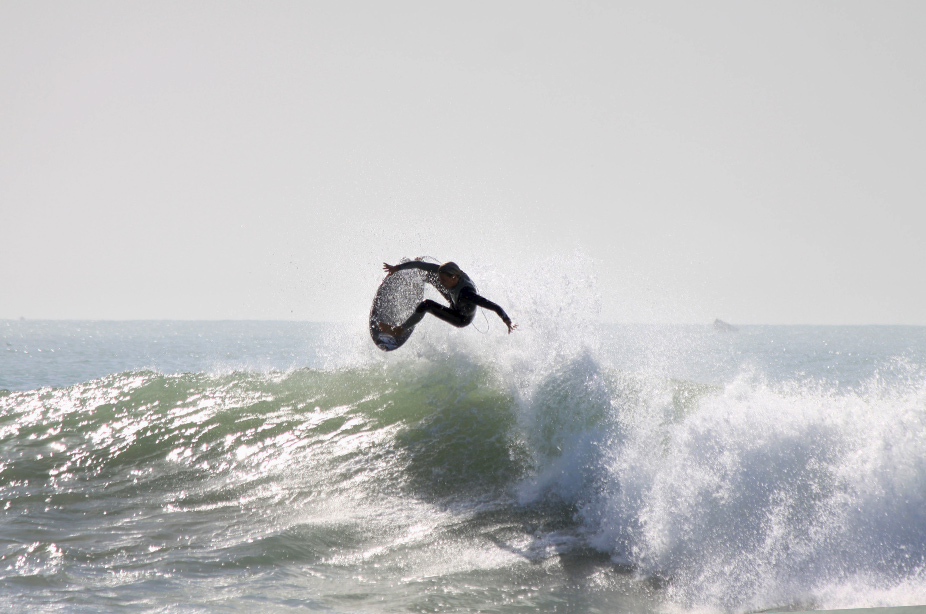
<box><xmin>586</xmin><ymin>372</ymin><xmax>926</xmax><ymax>611</ymax></box>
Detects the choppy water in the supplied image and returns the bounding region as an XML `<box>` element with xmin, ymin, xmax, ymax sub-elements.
<box><xmin>2</xmin><ymin>318</ymin><xmax>926</xmax><ymax>613</ymax></box>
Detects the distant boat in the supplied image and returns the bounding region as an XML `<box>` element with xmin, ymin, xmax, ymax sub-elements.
<box><xmin>713</xmin><ymin>319</ymin><xmax>738</xmax><ymax>332</ymax></box>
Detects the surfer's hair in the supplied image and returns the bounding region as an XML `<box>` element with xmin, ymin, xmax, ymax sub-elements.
<box><xmin>439</xmin><ymin>262</ymin><xmax>463</xmax><ymax>277</ymax></box>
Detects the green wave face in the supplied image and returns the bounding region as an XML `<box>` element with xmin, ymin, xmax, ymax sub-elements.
<box><xmin>0</xmin><ymin>359</ymin><xmax>527</xmax><ymax>519</ymax></box>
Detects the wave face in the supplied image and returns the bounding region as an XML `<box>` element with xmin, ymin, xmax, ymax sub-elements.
<box><xmin>2</xmin><ymin>317</ymin><xmax>926</xmax><ymax>612</ymax></box>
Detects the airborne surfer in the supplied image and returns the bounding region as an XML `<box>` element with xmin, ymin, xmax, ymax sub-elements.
<box><xmin>377</xmin><ymin>260</ymin><xmax>516</xmax><ymax>336</ymax></box>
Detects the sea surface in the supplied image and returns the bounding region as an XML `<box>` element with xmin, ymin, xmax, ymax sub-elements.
<box><xmin>2</xmin><ymin>318</ymin><xmax>926</xmax><ymax>613</ymax></box>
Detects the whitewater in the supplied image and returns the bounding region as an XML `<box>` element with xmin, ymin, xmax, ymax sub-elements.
<box><xmin>2</xmin><ymin>274</ymin><xmax>926</xmax><ymax>612</ymax></box>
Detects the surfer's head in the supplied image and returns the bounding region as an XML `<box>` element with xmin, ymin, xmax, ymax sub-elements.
<box><xmin>438</xmin><ymin>262</ymin><xmax>462</xmax><ymax>288</ymax></box>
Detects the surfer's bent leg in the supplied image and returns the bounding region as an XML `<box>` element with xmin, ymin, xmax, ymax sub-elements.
<box><xmin>401</xmin><ymin>300</ymin><xmax>474</xmax><ymax>329</ymax></box>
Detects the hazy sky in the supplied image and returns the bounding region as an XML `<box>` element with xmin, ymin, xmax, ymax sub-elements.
<box><xmin>2</xmin><ymin>1</ymin><xmax>924</xmax><ymax>324</ymax></box>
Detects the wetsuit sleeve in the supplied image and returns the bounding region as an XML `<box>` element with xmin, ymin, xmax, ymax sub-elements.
<box><xmin>394</xmin><ymin>261</ymin><xmax>440</xmax><ymax>275</ymax></box>
<box><xmin>459</xmin><ymin>288</ymin><xmax>512</xmax><ymax>324</ymax></box>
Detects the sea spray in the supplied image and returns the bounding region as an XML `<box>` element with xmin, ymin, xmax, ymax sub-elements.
<box><xmin>587</xmin><ymin>370</ymin><xmax>926</xmax><ymax>612</ymax></box>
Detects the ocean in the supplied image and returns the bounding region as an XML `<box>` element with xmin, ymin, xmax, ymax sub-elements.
<box><xmin>2</xmin><ymin>318</ymin><xmax>926</xmax><ymax>613</ymax></box>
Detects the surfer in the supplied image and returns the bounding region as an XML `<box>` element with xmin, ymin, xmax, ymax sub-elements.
<box><xmin>378</xmin><ymin>261</ymin><xmax>516</xmax><ymax>336</ymax></box>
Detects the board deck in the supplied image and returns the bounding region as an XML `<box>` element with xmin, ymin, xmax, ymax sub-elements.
<box><xmin>369</xmin><ymin>265</ymin><xmax>426</xmax><ymax>351</ymax></box>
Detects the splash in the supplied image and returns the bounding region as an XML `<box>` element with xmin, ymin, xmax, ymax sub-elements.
<box><xmin>584</xmin><ymin>372</ymin><xmax>926</xmax><ymax>612</ymax></box>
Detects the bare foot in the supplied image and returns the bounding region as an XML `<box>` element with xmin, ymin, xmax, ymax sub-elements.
<box><xmin>378</xmin><ymin>322</ymin><xmax>403</xmax><ymax>336</ymax></box>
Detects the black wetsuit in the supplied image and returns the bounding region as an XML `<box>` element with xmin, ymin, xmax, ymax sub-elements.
<box><xmin>394</xmin><ymin>262</ymin><xmax>511</xmax><ymax>330</ymax></box>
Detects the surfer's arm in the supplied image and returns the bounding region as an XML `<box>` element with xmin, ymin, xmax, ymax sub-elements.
<box><xmin>459</xmin><ymin>289</ymin><xmax>516</xmax><ymax>333</ymax></box>
<box><xmin>395</xmin><ymin>261</ymin><xmax>440</xmax><ymax>274</ymax></box>
<box><xmin>383</xmin><ymin>261</ymin><xmax>440</xmax><ymax>276</ymax></box>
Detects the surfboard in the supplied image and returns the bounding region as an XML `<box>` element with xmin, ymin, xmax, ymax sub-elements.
<box><xmin>369</xmin><ymin>263</ymin><xmax>426</xmax><ymax>351</ymax></box>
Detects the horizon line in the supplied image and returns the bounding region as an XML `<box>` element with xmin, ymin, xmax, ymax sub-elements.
<box><xmin>3</xmin><ymin>318</ymin><xmax>925</xmax><ymax>328</ymax></box>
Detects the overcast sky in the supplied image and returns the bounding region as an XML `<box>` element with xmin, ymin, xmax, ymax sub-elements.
<box><xmin>2</xmin><ymin>1</ymin><xmax>924</xmax><ymax>324</ymax></box>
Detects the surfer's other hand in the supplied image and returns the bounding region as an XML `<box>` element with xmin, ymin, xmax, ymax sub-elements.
<box><xmin>504</xmin><ymin>319</ymin><xmax>517</xmax><ymax>334</ymax></box>
<box><xmin>383</xmin><ymin>263</ymin><xmax>399</xmax><ymax>276</ymax></box>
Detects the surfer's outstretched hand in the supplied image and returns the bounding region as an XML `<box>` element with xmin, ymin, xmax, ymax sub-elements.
<box><xmin>503</xmin><ymin>319</ymin><xmax>517</xmax><ymax>334</ymax></box>
<box><xmin>383</xmin><ymin>263</ymin><xmax>400</xmax><ymax>276</ymax></box>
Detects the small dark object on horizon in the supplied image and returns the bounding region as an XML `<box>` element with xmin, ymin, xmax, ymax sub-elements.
<box><xmin>714</xmin><ymin>319</ymin><xmax>738</xmax><ymax>332</ymax></box>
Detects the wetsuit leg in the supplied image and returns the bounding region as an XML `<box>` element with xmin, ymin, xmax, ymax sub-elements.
<box><xmin>400</xmin><ymin>300</ymin><xmax>474</xmax><ymax>329</ymax></box>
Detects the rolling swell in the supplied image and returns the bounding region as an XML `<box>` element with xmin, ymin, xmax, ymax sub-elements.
<box><xmin>0</xmin><ymin>360</ymin><xmax>528</xmax><ymax>505</ymax></box>
<box><xmin>0</xmin><ymin>358</ymin><xmax>538</xmax><ymax>606</ymax></box>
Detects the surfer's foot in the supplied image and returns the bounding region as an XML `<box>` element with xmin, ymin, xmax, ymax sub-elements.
<box><xmin>378</xmin><ymin>322</ymin><xmax>403</xmax><ymax>337</ymax></box>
